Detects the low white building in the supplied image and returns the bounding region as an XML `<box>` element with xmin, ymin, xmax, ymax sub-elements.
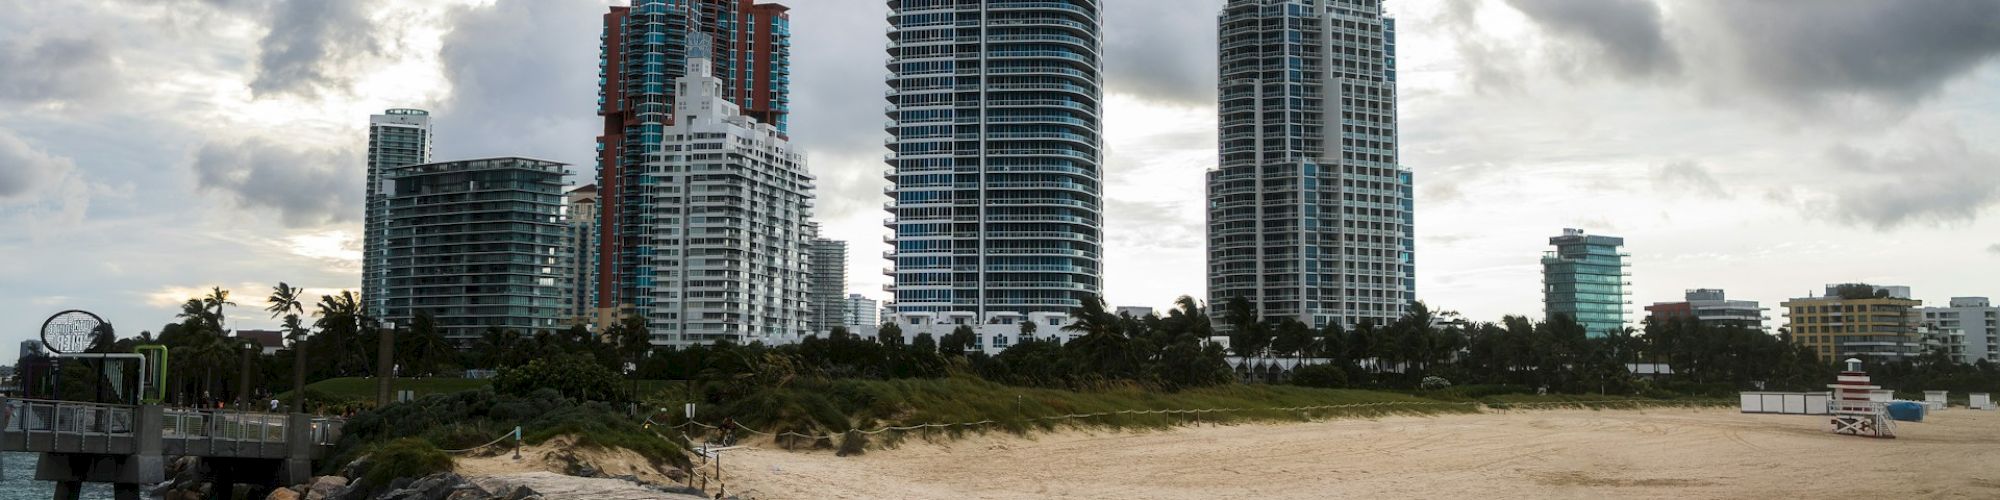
<box><xmin>807</xmin><ymin>312</ymin><xmax>1085</xmax><ymax>355</ymax></box>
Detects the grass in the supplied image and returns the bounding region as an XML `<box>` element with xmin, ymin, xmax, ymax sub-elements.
<box><xmin>697</xmin><ymin>376</ymin><xmax>1731</xmax><ymax>452</ymax></box>
<box><xmin>294</xmin><ymin>377</ymin><xmax>692</xmax><ymax>404</ymax></box>
<box><xmin>294</xmin><ymin>377</ymin><xmax>494</xmax><ymax>402</ymax></box>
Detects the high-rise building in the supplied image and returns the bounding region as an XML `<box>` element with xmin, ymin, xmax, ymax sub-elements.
<box><xmin>1208</xmin><ymin>0</ymin><xmax>1412</xmax><ymax>331</ymax></box>
<box><xmin>1542</xmin><ymin>228</ymin><xmax>1630</xmax><ymax>336</ymax></box>
<box><xmin>1782</xmin><ymin>284</ymin><xmax>1928</xmax><ymax>361</ymax></box>
<box><xmin>1918</xmin><ymin>297</ymin><xmax>1999</xmax><ymax>365</ymax></box>
<box><xmin>883</xmin><ymin>0</ymin><xmax>1105</xmax><ymax>325</ymax></box>
<box><xmin>381</xmin><ymin>157</ymin><xmax>572</xmax><ymax>343</ymax></box>
<box><xmin>636</xmin><ymin>45</ymin><xmax>813</xmax><ymax>345</ymax></box>
<box><xmin>566</xmin><ymin>185</ymin><xmax>603</xmax><ymax>327</ymax></box>
<box><xmin>362</xmin><ymin>108</ymin><xmax>433</xmax><ymax>320</ymax></box>
<box><xmin>597</xmin><ymin>0</ymin><xmax>793</xmax><ymax>327</ymax></box>
<box><xmin>1644</xmin><ymin>288</ymin><xmax>1767</xmax><ymax>331</ymax></box>
<box><xmin>806</xmin><ymin>225</ymin><xmax>847</xmax><ymax>335</ymax></box>
<box><xmin>843</xmin><ymin>293</ymin><xmax>878</xmax><ymax>329</ymax></box>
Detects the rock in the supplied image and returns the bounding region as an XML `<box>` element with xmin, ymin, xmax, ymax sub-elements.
<box><xmin>306</xmin><ymin>476</ymin><xmax>350</xmax><ymax>500</ymax></box>
<box><xmin>503</xmin><ymin>485</ymin><xmax>541</xmax><ymax>500</ymax></box>
<box><xmin>266</xmin><ymin>488</ymin><xmax>301</xmax><ymax>500</ymax></box>
<box><xmin>339</xmin><ymin>457</ymin><xmax>372</xmax><ymax>480</ymax></box>
<box><xmin>444</xmin><ymin>490</ymin><xmax>492</xmax><ymax>500</ymax></box>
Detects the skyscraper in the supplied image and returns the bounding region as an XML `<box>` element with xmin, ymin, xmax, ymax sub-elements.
<box><xmin>1208</xmin><ymin>0</ymin><xmax>1412</xmax><ymax>330</ymax></box>
<box><xmin>1542</xmin><ymin>228</ymin><xmax>1629</xmax><ymax>336</ymax></box>
<box><xmin>806</xmin><ymin>225</ymin><xmax>848</xmax><ymax>335</ymax></box>
<box><xmin>566</xmin><ymin>185</ymin><xmax>602</xmax><ymax>326</ymax></box>
<box><xmin>883</xmin><ymin>0</ymin><xmax>1105</xmax><ymax>325</ymax></box>
<box><xmin>381</xmin><ymin>157</ymin><xmax>572</xmax><ymax>342</ymax></box>
<box><xmin>636</xmin><ymin>44</ymin><xmax>813</xmax><ymax>345</ymax></box>
<box><xmin>843</xmin><ymin>293</ymin><xmax>878</xmax><ymax>329</ymax></box>
<box><xmin>362</xmin><ymin>108</ymin><xmax>433</xmax><ymax>320</ymax></box>
<box><xmin>598</xmin><ymin>0</ymin><xmax>793</xmax><ymax>328</ymax></box>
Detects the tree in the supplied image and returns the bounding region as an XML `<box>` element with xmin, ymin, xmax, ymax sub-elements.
<box><xmin>204</xmin><ymin>286</ymin><xmax>236</xmax><ymax>333</ymax></box>
<box><xmin>941</xmin><ymin>325</ymin><xmax>976</xmax><ymax>356</ymax></box>
<box><xmin>1271</xmin><ymin>318</ymin><xmax>1314</xmax><ymax>362</ymax></box>
<box><xmin>1019</xmin><ymin>320</ymin><xmax>1038</xmax><ymax>340</ymax></box>
<box><xmin>313</xmin><ymin>290</ymin><xmax>367</xmax><ymax>377</ymax></box>
<box><xmin>266</xmin><ymin>282</ymin><xmax>307</xmax><ymax>413</ymax></box>
<box><xmin>400</xmin><ymin>312</ymin><xmax>454</xmax><ymax>376</ymax></box>
<box><xmin>1062</xmin><ymin>295</ymin><xmax>1119</xmax><ymax>338</ymax></box>
<box><xmin>876</xmin><ymin>323</ymin><xmax>903</xmax><ymax>346</ymax></box>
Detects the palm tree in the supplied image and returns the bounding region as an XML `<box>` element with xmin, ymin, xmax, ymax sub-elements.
<box><xmin>402</xmin><ymin>312</ymin><xmax>453</xmax><ymax>376</ymax></box>
<box><xmin>1062</xmin><ymin>295</ymin><xmax>1119</xmax><ymax>338</ymax></box>
<box><xmin>314</xmin><ymin>290</ymin><xmax>365</xmax><ymax>376</ymax></box>
<box><xmin>267</xmin><ymin>282</ymin><xmax>306</xmax><ymax>412</ymax></box>
<box><xmin>205</xmin><ymin>286</ymin><xmax>236</xmax><ymax>333</ymax></box>
<box><xmin>177</xmin><ymin>298</ymin><xmax>213</xmax><ymax>333</ymax></box>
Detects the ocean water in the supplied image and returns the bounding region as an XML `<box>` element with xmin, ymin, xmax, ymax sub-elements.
<box><xmin>1</xmin><ymin>452</ymin><xmax>115</xmax><ymax>500</ymax></box>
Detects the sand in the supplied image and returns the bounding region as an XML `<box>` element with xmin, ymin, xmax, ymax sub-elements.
<box><xmin>717</xmin><ymin>408</ymin><xmax>2000</xmax><ymax>500</ymax></box>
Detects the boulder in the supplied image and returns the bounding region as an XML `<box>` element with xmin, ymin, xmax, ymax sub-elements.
<box><xmin>339</xmin><ymin>457</ymin><xmax>372</xmax><ymax>480</ymax></box>
<box><xmin>502</xmin><ymin>485</ymin><xmax>541</xmax><ymax>500</ymax></box>
<box><xmin>266</xmin><ymin>488</ymin><xmax>301</xmax><ymax>500</ymax></box>
<box><xmin>306</xmin><ymin>476</ymin><xmax>350</xmax><ymax>500</ymax></box>
<box><xmin>444</xmin><ymin>490</ymin><xmax>493</xmax><ymax>500</ymax></box>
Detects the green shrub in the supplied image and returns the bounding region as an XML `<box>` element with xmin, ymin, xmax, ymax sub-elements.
<box><xmin>1420</xmin><ymin>376</ymin><xmax>1452</xmax><ymax>390</ymax></box>
<box><xmin>362</xmin><ymin>438</ymin><xmax>451</xmax><ymax>489</ymax></box>
<box><xmin>1289</xmin><ymin>364</ymin><xmax>1348</xmax><ymax>389</ymax></box>
<box><xmin>494</xmin><ymin>353</ymin><xmax>627</xmax><ymax>401</ymax></box>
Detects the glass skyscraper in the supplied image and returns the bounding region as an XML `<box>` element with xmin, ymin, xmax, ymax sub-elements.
<box><xmin>597</xmin><ymin>0</ymin><xmax>792</xmax><ymax>330</ymax></box>
<box><xmin>1208</xmin><ymin>0</ymin><xmax>1412</xmax><ymax>330</ymax></box>
<box><xmin>1542</xmin><ymin>228</ymin><xmax>1630</xmax><ymax>336</ymax></box>
<box><xmin>806</xmin><ymin>225</ymin><xmax>848</xmax><ymax>336</ymax></box>
<box><xmin>381</xmin><ymin>157</ymin><xmax>573</xmax><ymax>342</ymax></box>
<box><xmin>362</xmin><ymin>108</ymin><xmax>432</xmax><ymax>321</ymax></box>
<box><xmin>882</xmin><ymin>0</ymin><xmax>1106</xmax><ymax>323</ymax></box>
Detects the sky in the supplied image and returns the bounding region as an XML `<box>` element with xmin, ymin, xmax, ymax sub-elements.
<box><xmin>2</xmin><ymin>0</ymin><xmax>1998</xmax><ymax>361</ymax></box>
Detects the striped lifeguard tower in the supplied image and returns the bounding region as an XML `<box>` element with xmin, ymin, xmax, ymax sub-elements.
<box><xmin>1829</xmin><ymin>358</ymin><xmax>1894</xmax><ymax>438</ymax></box>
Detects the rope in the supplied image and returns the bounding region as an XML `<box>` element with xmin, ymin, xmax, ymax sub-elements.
<box><xmin>441</xmin><ymin>426</ymin><xmax>521</xmax><ymax>454</ymax></box>
<box><xmin>675</xmin><ymin>398</ymin><xmax>1731</xmax><ymax>444</ymax></box>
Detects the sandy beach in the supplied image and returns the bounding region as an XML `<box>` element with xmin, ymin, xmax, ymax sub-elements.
<box><xmin>717</xmin><ymin>407</ymin><xmax>2000</xmax><ymax>499</ymax></box>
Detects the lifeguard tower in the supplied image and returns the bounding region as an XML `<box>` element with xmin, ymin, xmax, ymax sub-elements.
<box><xmin>1828</xmin><ymin>358</ymin><xmax>1893</xmax><ymax>438</ymax></box>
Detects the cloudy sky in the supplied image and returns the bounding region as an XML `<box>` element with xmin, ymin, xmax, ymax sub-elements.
<box><xmin>3</xmin><ymin>0</ymin><xmax>1997</xmax><ymax>359</ymax></box>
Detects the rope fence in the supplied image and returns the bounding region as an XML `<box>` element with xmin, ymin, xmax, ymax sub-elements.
<box><xmin>440</xmin><ymin>425</ymin><xmax>523</xmax><ymax>458</ymax></box>
<box><xmin>656</xmin><ymin>398</ymin><xmax>1733</xmax><ymax>445</ymax></box>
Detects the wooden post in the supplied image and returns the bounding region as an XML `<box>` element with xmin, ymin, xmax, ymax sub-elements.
<box><xmin>376</xmin><ymin>325</ymin><xmax>395</xmax><ymax>407</ymax></box>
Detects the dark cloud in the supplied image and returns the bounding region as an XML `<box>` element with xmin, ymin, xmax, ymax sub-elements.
<box><xmin>0</xmin><ymin>36</ymin><xmax>118</xmax><ymax>105</ymax></box>
<box><xmin>0</xmin><ymin>130</ymin><xmax>76</xmax><ymax>201</ymax></box>
<box><xmin>249</xmin><ymin>0</ymin><xmax>385</xmax><ymax>98</ymax></box>
<box><xmin>1506</xmin><ymin>0</ymin><xmax>1677</xmax><ymax>79</ymax></box>
<box><xmin>1821</xmin><ymin>133</ymin><xmax>2000</xmax><ymax>230</ymax></box>
<box><xmin>191</xmin><ymin>138</ymin><xmax>360</xmax><ymax>228</ymax></box>
<box><xmin>431</xmin><ymin>0</ymin><xmax>603</xmax><ymax>172</ymax></box>
<box><xmin>1695</xmin><ymin>0</ymin><xmax>2000</xmax><ymax>107</ymax></box>
<box><xmin>1652</xmin><ymin>161</ymin><xmax>1726</xmax><ymax>198</ymax></box>
<box><xmin>1102</xmin><ymin>0</ymin><xmax>1221</xmax><ymax>105</ymax></box>
<box><xmin>1436</xmin><ymin>0</ymin><xmax>1526</xmax><ymax>94</ymax></box>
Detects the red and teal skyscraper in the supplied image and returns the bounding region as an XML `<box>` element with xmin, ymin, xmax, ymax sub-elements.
<box><xmin>596</xmin><ymin>0</ymin><xmax>792</xmax><ymax>324</ymax></box>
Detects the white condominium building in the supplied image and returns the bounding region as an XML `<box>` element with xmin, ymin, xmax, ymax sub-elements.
<box><xmin>640</xmin><ymin>46</ymin><xmax>816</xmax><ymax>346</ymax></box>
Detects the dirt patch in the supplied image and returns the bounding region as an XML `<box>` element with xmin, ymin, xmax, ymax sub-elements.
<box><xmin>454</xmin><ymin>435</ymin><xmax>680</xmax><ymax>485</ymax></box>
